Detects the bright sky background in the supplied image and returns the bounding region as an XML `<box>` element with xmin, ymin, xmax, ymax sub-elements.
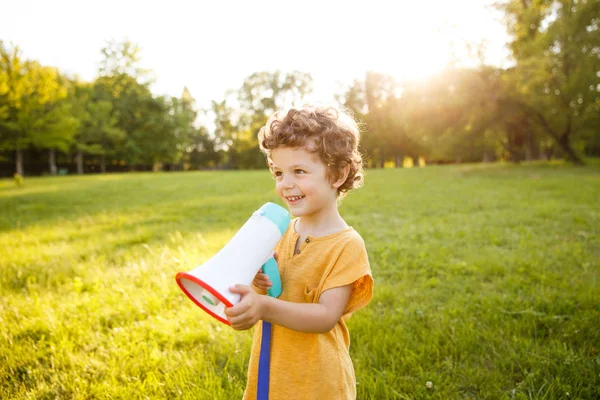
<box><xmin>2</xmin><ymin>0</ymin><xmax>511</xmax><ymax>112</ymax></box>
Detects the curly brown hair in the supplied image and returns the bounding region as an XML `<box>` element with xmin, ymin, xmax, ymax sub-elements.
<box><xmin>258</xmin><ymin>106</ymin><xmax>364</xmax><ymax>198</ymax></box>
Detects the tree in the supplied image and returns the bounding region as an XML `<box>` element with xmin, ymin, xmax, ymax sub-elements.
<box><xmin>188</xmin><ymin>125</ymin><xmax>220</xmax><ymax>169</ymax></box>
<box><xmin>212</xmin><ymin>71</ymin><xmax>313</xmax><ymax>169</ymax></box>
<box><xmin>238</xmin><ymin>70</ymin><xmax>312</xmax><ymax>117</ymax></box>
<box><xmin>340</xmin><ymin>72</ymin><xmax>423</xmax><ymax>167</ymax></box>
<box><xmin>162</xmin><ymin>87</ymin><xmax>198</xmax><ymax>170</ymax></box>
<box><xmin>496</xmin><ymin>0</ymin><xmax>600</xmax><ymax>164</ymax></box>
<box><xmin>95</xmin><ymin>40</ymin><xmax>161</xmax><ymax>170</ymax></box>
<box><xmin>403</xmin><ymin>67</ymin><xmax>501</xmax><ymax>163</ymax></box>
<box><xmin>98</xmin><ymin>40</ymin><xmax>152</xmax><ymax>85</ymax></box>
<box><xmin>0</xmin><ymin>42</ymin><xmax>75</xmax><ymax>175</ymax></box>
<box><xmin>31</xmin><ymin>84</ymin><xmax>78</xmax><ymax>175</ymax></box>
<box><xmin>70</xmin><ymin>81</ymin><xmax>125</xmax><ymax>174</ymax></box>
<box><xmin>211</xmin><ymin>98</ymin><xmax>241</xmax><ymax>168</ymax></box>
<box><xmin>237</xmin><ymin>71</ymin><xmax>312</xmax><ymax>168</ymax></box>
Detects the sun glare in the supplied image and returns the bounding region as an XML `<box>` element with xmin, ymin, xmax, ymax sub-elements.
<box><xmin>382</xmin><ymin>40</ymin><xmax>450</xmax><ymax>82</ymax></box>
<box><xmin>340</xmin><ymin>11</ymin><xmax>466</xmax><ymax>85</ymax></box>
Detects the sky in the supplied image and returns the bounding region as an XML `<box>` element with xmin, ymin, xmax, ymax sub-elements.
<box><xmin>2</xmin><ymin>0</ymin><xmax>512</xmax><ymax>112</ymax></box>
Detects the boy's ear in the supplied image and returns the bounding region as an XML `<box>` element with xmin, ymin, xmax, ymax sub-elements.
<box><xmin>332</xmin><ymin>164</ymin><xmax>350</xmax><ymax>189</ymax></box>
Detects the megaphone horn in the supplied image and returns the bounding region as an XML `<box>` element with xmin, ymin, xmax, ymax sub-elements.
<box><xmin>175</xmin><ymin>202</ymin><xmax>290</xmax><ymax>325</ymax></box>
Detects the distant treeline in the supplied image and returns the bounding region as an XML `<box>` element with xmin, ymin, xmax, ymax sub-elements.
<box><xmin>1</xmin><ymin>0</ymin><xmax>599</xmax><ymax>177</ymax></box>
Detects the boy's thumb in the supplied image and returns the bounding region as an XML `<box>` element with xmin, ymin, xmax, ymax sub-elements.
<box><xmin>230</xmin><ymin>284</ymin><xmax>250</xmax><ymax>295</ymax></box>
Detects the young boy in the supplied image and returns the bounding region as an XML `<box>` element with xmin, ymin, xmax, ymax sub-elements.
<box><xmin>225</xmin><ymin>106</ymin><xmax>373</xmax><ymax>399</ymax></box>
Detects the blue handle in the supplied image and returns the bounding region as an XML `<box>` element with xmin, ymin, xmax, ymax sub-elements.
<box><xmin>257</xmin><ymin>256</ymin><xmax>281</xmax><ymax>400</ymax></box>
<box><xmin>257</xmin><ymin>321</ymin><xmax>272</xmax><ymax>400</ymax></box>
<box><xmin>261</xmin><ymin>257</ymin><xmax>282</xmax><ymax>298</ymax></box>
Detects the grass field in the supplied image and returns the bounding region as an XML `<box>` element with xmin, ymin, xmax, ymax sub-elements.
<box><xmin>1</xmin><ymin>163</ymin><xmax>599</xmax><ymax>399</ymax></box>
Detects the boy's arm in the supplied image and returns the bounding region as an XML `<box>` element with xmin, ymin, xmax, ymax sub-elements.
<box><xmin>225</xmin><ymin>284</ymin><xmax>352</xmax><ymax>333</ymax></box>
<box><xmin>263</xmin><ymin>285</ymin><xmax>351</xmax><ymax>333</ymax></box>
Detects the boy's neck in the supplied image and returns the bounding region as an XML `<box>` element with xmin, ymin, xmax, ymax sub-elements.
<box><xmin>295</xmin><ymin>204</ymin><xmax>348</xmax><ymax>237</ymax></box>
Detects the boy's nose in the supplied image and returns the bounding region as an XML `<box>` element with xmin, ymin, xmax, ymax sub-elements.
<box><xmin>280</xmin><ymin>175</ymin><xmax>295</xmax><ymax>188</ymax></box>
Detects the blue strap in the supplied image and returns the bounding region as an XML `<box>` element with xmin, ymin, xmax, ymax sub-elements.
<box><xmin>257</xmin><ymin>320</ymin><xmax>272</xmax><ymax>400</ymax></box>
<box><xmin>257</xmin><ymin>256</ymin><xmax>282</xmax><ymax>400</ymax></box>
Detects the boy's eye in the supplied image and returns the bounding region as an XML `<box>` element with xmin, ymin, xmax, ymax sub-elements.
<box><xmin>294</xmin><ymin>169</ymin><xmax>306</xmax><ymax>174</ymax></box>
<box><xmin>273</xmin><ymin>171</ymin><xmax>283</xmax><ymax>178</ymax></box>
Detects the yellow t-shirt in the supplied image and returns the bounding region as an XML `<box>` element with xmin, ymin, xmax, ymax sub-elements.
<box><xmin>243</xmin><ymin>220</ymin><xmax>374</xmax><ymax>400</ymax></box>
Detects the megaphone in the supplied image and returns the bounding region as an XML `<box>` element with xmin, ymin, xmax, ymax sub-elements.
<box><xmin>175</xmin><ymin>202</ymin><xmax>290</xmax><ymax>325</ymax></box>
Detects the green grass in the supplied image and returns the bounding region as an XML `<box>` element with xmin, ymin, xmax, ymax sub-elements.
<box><xmin>1</xmin><ymin>163</ymin><xmax>598</xmax><ymax>399</ymax></box>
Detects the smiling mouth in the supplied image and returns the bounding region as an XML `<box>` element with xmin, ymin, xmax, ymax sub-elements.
<box><xmin>286</xmin><ymin>195</ymin><xmax>305</xmax><ymax>203</ymax></box>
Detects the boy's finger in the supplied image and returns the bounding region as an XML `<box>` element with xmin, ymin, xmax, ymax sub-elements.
<box><xmin>227</xmin><ymin>300</ymin><xmax>249</xmax><ymax>316</ymax></box>
<box><xmin>255</xmin><ymin>275</ymin><xmax>271</xmax><ymax>283</ymax></box>
<box><xmin>229</xmin><ymin>284</ymin><xmax>252</xmax><ymax>297</ymax></box>
<box><xmin>224</xmin><ymin>306</ymin><xmax>237</xmax><ymax>318</ymax></box>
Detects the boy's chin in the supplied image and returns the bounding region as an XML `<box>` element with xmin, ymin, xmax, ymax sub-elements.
<box><xmin>288</xmin><ymin>208</ymin><xmax>311</xmax><ymax>219</ymax></box>
<box><xmin>285</xmin><ymin>204</ymin><xmax>302</xmax><ymax>215</ymax></box>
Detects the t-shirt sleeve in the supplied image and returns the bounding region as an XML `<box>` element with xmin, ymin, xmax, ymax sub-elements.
<box><xmin>320</xmin><ymin>236</ymin><xmax>374</xmax><ymax>315</ymax></box>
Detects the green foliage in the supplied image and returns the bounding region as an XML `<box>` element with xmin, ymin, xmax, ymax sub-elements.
<box><xmin>92</xmin><ymin>41</ymin><xmax>200</xmax><ymax>171</ymax></box>
<box><xmin>0</xmin><ymin>164</ymin><xmax>598</xmax><ymax>399</ymax></box>
<box><xmin>335</xmin><ymin>1</ymin><xmax>599</xmax><ymax>166</ymax></box>
<box><xmin>98</xmin><ymin>40</ymin><xmax>152</xmax><ymax>85</ymax></box>
<box><xmin>188</xmin><ymin>125</ymin><xmax>220</xmax><ymax>169</ymax></box>
<box><xmin>340</xmin><ymin>69</ymin><xmax>500</xmax><ymax>165</ymax></box>
<box><xmin>495</xmin><ymin>0</ymin><xmax>600</xmax><ymax>163</ymax></box>
<box><xmin>0</xmin><ymin>42</ymin><xmax>76</xmax><ymax>174</ymax></box>
<box><xmin>212</xmin><ymin>70</ymin><xmax>313</xmax><ymax>169</ymax></box>
<box><xmin>71</xmin><ymin>81</ymin><xmax>124</xmax><ymax>155</ymax></box>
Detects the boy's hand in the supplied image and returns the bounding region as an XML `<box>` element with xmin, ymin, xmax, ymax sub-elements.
<box><xmin>252</xmin><ymin>272</ymin><xmax>272</xmax><ymax>291</ymax></box>
<box><xmin>252</xmin><ymin>251</ymin><xmax>278</xmax><ymax>291</ymax></box>
<box><xmin>225</xmin><ymin>284</ymin><xmax>265</xmax><ymax>330</ymax></box>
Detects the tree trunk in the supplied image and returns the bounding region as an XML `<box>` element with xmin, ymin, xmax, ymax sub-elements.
<box><xmin>551</xmin><ymin>117</ymin><xmax>582</xmax><ymax>164</ymax></box>
<box><xmin>394</xmin><ymin>154</ymin><xmax>403</xmax><ymax>168</ymax></box>
<box><xmin>525</xmin><ymin>105</ymin><xmax>584</xmax><ymax>165</ymax></box>
<box><xmin>379</xmin><ymin>148</ymin><xmax>385</xmax><ymax>168</ymax></box>
<box><xmin>412</xmin><ymin>155</ymin><xmax>421</xmax><ymax>167</ymax></box>
<box><xmin>524</xmin><ymin>128</ymin><xmax>539</xmax><ymax>161</ymax></box>
<box><xmin>76</xmin><ymin>150</ymin><xmax>84</xmax><ymax>174</ymax></box>
<box><xmin>524</xmin><ymin>145</ymin><xmax>532</xmax><ymax>161</ymax></box>
<box><xmin>49</xmin><ymin>149</ymin><xmax>57</xmax><ymax>175</ymax></box>
<box><xmin>100</xmin><ymin>155</ymin><xmax>106</xmax><ymax>173</ymax></box>
<box><xmin>230</xmin><ymin>150</ymin><xmax>237</xmax><ymax>169</ymax></box>
<box><xmin>483</xmin><ymin>151</ymin><xmax>492</xmax><ymax>163</ymax></box>
<box><xmin>509</xmin><ymin>146</ymin><xmax>521</xmax><ymax>163</ymax></box>
<box><xmin>16</xmin><ymin>148</ymin><xmax>24</xmax><ymax>176</ymax></box>
<box><xmin>558</xmin><ymin>135</ymin><xmax>584</xmax><ymax>165</ymax></box>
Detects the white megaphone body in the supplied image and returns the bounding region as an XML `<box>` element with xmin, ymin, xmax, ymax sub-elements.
<box><xmin>176</xmin><ymin>202</ymin><xmax>290</xmax><ymax>325</ymax></box>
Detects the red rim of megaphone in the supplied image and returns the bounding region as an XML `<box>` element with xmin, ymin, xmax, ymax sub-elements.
<box><xmin>175</xmin><ymin>272</ymin><xmax>233</xmax><ymax>325</ymax></box>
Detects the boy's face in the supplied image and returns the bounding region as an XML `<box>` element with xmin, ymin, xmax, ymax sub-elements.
<box><xmin>270</xmin><ymin>147</ymin><xmax>338</xmax><ymax>218</ymax></box>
